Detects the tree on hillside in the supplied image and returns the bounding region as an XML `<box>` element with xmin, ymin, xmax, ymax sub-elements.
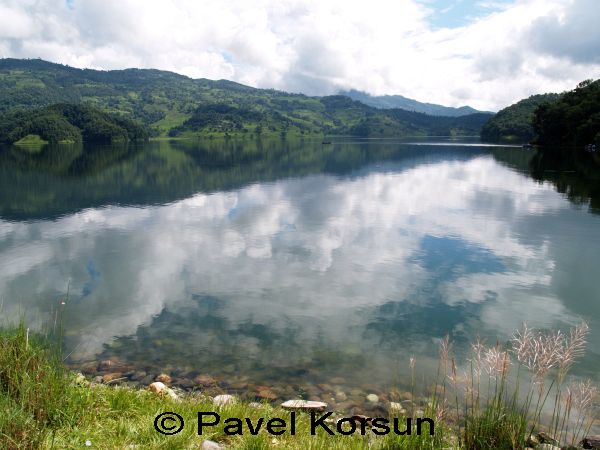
<box><xmin>533</xmin><ymin>79</ymin><xmax>600</xmax><ymax>147</ymax></box>
<box><xmin>480</xmin><ymin>93</ymin><xmax>560</xmax><ymax>142</ymax></box>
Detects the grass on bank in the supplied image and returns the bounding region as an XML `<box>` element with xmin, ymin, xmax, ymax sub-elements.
<box><xmin>1</xmin><ymin>322</ymin><xmax>598</xmax><ymax>449</ymax></box>
<box><xmin>0</xmin><ymin>325</ymin><xmax>447</xmax><ymax>449</ymax></box>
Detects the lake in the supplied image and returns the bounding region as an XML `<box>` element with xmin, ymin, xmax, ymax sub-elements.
<box><xmin>1</xmin><ymin>137</ymin><xmax>599</xmax><ymax>406</ymax></box>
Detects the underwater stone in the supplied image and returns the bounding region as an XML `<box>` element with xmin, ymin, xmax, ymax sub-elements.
<box><xmin>155</xmin><ymin>373</ymin><xmax>172</xmax><ymax>384</ymax></box>
<box><xmin>366</xmin><ymin>393</ymin><xmax>379</xmax><ymax>403</ymax></box>
<box><xmin>102</xmin><ymin>372</ymin><xmax>123</xmax><ymax>383</ymax></box>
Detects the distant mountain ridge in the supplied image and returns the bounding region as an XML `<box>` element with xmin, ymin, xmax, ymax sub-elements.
<box><xmin>0</xmin><ymin>58</ymin><xmax>492</xmax><ymax>139</ymax></box>
<box><xmin>339</xmin><ymin>89</ymin><xmax>489</xmax><ymax>117</ymax></box>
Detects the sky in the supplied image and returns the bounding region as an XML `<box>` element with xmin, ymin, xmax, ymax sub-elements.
<box><xmin>0</xmin><ymin>0</ymin><xmax>599</xmax><ymax>110</ymax></box>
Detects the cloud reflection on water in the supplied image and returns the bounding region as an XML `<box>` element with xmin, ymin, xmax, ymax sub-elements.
<box><xmin>0</xmin><ymin>154</ymin><xmax>598</xmax><ymax>385</ymax></box>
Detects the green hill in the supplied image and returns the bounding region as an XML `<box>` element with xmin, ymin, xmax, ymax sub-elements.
<box><xmin>533</xmin><ymin>79</ymin><xmax>600</xmax><ymax>147</ymax></box>
<box><xmin>0</xmin><ymin>58</ymin><xmax>492</xmax><ymax>139</ymax></box>
<box><xmin>0</xmin><ymin>103</ymin><xmax>149</xmax><ymax>144</ymax></box>
<box><xmin>169</xmin><ymin>95</ymin><xmax>491</xmax><ymax>138</ymax></box>
<box><xmin>480</xmin><ymin>93</ymin><xmax>560</xmax><ymax>143</ymax></box>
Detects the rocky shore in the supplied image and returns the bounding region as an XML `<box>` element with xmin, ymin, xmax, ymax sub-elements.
<box><xmin>75</xmin><ymin>357</ymin><xmax>600</xmax><ymax>450</ymax></box>
<box><xmin>77</xmin><ymin>357</ymin><xmax>421</xmax><ymax>417</ymax></box>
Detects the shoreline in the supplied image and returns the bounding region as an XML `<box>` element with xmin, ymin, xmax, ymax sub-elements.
<box><xmin>72</xmin><ymin>357</ymin><xmax>422</xmax><ymax>418</ymax></box>
<box><xmin>3</xmin><ymin>325</ymin><xmax>600</xmax><ymax>448</ymax></box>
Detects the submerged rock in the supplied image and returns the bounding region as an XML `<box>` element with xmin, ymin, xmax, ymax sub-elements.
<box><xmin>366</xmin><ymin>394</ymin><xmax>379</xmax><ymax>403</ymax></box>
<box><xmin>140</xmin><ymin>374</ymin><xmax>155</xmax><ymax>385</ymax></box>
<box><xmin>195</xmin><ymin>374</ymin><xmax>217</xmax><ymax>387</ymax></box>
<box><xmin>98</xmin><ymin>358</ymin><xmax>128</xmax><ymax>372</ymax></box>
<box><xmin>389</xmin><ymin>402</ymin><xmax>405</xmax><ymax>414</ymax></box>
<box><xmin>80</xmin><ymin>361</ymin><xmax>99</xmax><ymax>375</ymax></box>
<box><xmin>317</xmin><ymin>383</ymin><xmax>334</xmax><ymax>392</ymax></box>
<box><xmin>155</xmin><ymin>373</ymin><xmax>172</xmax><ymax>384</ymax></box>
<box><xmin>335</xmin><ymin>391</ymin><xmax>347</xmax><ymax>402</ymax></box>
<box><xmin>281</xmin><ymin>400</ymin><xmax>328</xmax><ymax>411</ymax></box>
<box><xmin>255</xmin><ymin>386</ymin><xmax>278</xmax><ymax>400</ymax></box>
<box><xmin>364</xmin><ymin>403</ymin><xmax>388</xmax><ymax>418</ymax></box>
<box><xmin>229</xmin><ymin>381</ymin><xmax>249</xmax><ymax>390</ymax></box>
<box><xmin>350</xmin><ymin>388</ymin><xmax>363</xmax><ymax>397</ymax></box>
<box><xmin>102</xmin><ymin>372</ymin><xmax>124</xmax><ymax>383</ymax></box>
<box><xmin>177</xmin><ymin>378</ymin><xmax>195</xmax><ymax>390</ymax></box>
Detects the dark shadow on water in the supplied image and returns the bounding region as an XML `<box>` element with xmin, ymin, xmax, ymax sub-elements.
<box><xmin>529</xmin><ymin>147</ymin><xmax>600</xmax><ymax>214</ymax></box>
<box><xmin>0</xmin><ymin>138</ymin><xmax>517</xmax><ymax>221</ymax></box>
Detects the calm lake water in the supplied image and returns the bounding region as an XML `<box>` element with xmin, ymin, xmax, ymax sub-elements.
<box><xmin>1</xmin><ymin>138</ymin><xmax>599</xmax><ymax>397</ymax></box>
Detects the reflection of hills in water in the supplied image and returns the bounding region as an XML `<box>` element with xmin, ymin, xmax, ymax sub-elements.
<box><xmin>0</xmin><ymin>138</ymin><xmax>521</xmax><ymax>221</ymax></box>
<box><xmin>529</xmin><ymin>148</ymin><xmax>600</xmax><ymax>214</ymax></box>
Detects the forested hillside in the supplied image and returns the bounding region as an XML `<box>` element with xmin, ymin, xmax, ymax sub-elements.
<box><xmin>534</xmin><ymin>79</ymin><xmax>600</xmax><ymax>147</ymax></box>
<box><xmin>169</xmin><ymin>95</ymin><xmax>492</xmax><ymax>137</ymax></box>
<box><xmin>0</xmin><ymin>58</ymin><xmax>492</xmax><ymax>138</ymax></box>
<box><xmin>0</xmin><ymin>104</ymin><xmax>148</xmax><ymax>144</ymax></box>
<box><xmin>480</xmin><ymin>93</ymin><xmax>560</xmax><ymax>142</ymax></box>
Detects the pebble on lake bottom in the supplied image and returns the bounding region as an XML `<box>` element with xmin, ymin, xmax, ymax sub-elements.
<box><xmin>366</xmin><ymin>393</ymin><xmax>379</xmax><ymax>403</ymax></box>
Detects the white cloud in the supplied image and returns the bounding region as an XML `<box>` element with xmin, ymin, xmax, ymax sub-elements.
<box><xmin>0</xmin><ymin>0</ymin><xmax>598</xmax><ymax>112</ymax></box>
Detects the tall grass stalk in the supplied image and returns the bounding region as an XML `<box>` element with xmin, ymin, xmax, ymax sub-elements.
<box><xmin>414</xmin><ymin>321</ymin><xmax>598</xmax><ymax>449</ymax></box>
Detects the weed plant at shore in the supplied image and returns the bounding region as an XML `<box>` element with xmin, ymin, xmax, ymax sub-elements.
<box><xmin>0</xmin><ymin>322</ymin><xmax>598</xmax><ymax>449</ymax></box>
<box><xmin>425</xmin><ymin>322</ymin><xmax>598</xmax><ymax>449</ymax></box>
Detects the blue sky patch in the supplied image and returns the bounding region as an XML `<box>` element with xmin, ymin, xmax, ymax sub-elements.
<box><xmin>413</xmin><ymin>234</ymin><xmax>505</xmax><ymax>281</ymax></box>
<box><xmin>420</xmin><ymin>0</ymin><xmax>515</xmax><ymax>29</ymax></box>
